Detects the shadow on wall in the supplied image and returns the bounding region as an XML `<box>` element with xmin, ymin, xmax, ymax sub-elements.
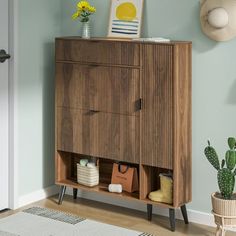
<box><xmin>42</xmin><ymin>41</ymin><xmax>56</xmax><ymax>189</ymax></box>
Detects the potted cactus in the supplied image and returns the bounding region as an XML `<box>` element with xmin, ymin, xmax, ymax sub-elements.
<box><xmin>204</xmin><ymin>137</ymin><xmax>236</xmax><ymax>230</ymax></box>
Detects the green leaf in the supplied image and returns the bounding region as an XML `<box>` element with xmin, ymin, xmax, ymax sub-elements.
<box><xmin>228</xmin><ymin>137</ymin><xmax>236</xmax><ymax>150</ymax></box>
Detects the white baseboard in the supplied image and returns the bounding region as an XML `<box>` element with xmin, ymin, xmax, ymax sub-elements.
<box><xmin>66</xmin><ymin>188</ymin><xmax>215</xmax><ymax>227</ymax></box>
<box><xmin>18</xmin><ymin>185</ymin><xmax>59</xmax><ymax>208</ymax></box>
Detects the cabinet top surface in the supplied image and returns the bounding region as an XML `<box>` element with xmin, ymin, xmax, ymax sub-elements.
<box><xmin>55</xmin><ymin>37</ymin><xmax>192</xmax><ymax>45</ymax></box>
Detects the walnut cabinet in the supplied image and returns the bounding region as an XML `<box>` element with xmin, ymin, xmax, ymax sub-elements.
<box><xmin>55</xmin><ymin>37</ymin><xmax>192</xmax><ymax>231</ymax></box>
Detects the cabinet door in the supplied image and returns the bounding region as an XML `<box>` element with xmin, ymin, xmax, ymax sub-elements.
<box><xmin>56</xmin><ymin>63</ymin><xmax>140</xmax><ymax>116</ymax></box>
<box><xmin>141</xmin><ymin>45</ymin><xmax>173</xmax><ymax>169</ymax></box>
<box><xmin>57</xmin><ymin>108</ymin><xmax>140</xmax><ymax>164</ymax></box>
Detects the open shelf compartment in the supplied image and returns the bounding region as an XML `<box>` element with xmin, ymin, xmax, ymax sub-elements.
<box><xmin>56</xmin><ymin>151</ymin><xmax>140</xmax><ymax>201</ymax></box>
<box><xmin>139</xmin><ymin>165</ymin><xmax>174</xmax><ymax>207</ymax></box>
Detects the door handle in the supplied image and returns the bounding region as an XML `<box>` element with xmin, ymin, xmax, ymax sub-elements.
<box><xmin>90</xmin><ymin>109</ymin><xmax>100</xmax><ymax>113</ymax></box>
<box><xmin>0</xmin><ymin>50</ymin><xmax>11</xmax><ymax>63</ymax></box>
<box><xmin>135</xmin><ymin>98</ymin><xmax>143</xmax><ymax>111</ymax></box>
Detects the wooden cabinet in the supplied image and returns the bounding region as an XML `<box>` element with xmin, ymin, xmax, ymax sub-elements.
<box><xmin>55</xmin><ymin>37</ymin><xmax>192</xmax><ymax>231</ymax></box>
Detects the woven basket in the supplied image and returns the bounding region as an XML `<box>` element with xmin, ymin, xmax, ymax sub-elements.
<box><xmin>211</xmin><ymin>192</ymin><xmax>236</xmax><ymax>226</ymax></box>
<box><xmin>77</xmin><ymin>164</ymin><xmax>99</xmax><ymax>187</ymax></box>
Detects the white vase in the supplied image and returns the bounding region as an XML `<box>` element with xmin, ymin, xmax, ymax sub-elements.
<box><xmin>82</xmin><ymin>21</ymin><xmax>91</xmax><ymax>39</ymax></box>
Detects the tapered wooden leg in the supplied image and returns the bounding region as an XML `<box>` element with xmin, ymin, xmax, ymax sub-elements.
<box><xmin>147</xmin><ymin>204</ymin><xmax>153</xmax><ymax>221</ymax></box>
<box><xmin>169</xmin><ymin>208</ymin><xmax>176</xmax><ymax>232</ymax></box>
<box><xmin>58</xmin><ymin>186</ymin><xmax>66</xmax><ymax>205</ymax></box>
<box><xmin>216</xmin><ymin>225</ymin><xmax>221</xmax><ymax>236</ymax></box>
<box><xmin>73</xmin><ymin>188</ymin><xmax>78</xmax><ymax>200</ymax></box>
<box><xmin>180</xmin><ymin>204</ymin><xmax>189</xmax><ymax>224</ymax></box>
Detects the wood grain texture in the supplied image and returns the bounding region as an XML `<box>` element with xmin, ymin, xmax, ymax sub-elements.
<box><xmin>57</xmin><ymin>107</ymin><xmax>140</xmax><ymax>164</ymax></box>
<box><xmin>56</xmin><ymin>179</ymin><xmax>140</xmax><ymax>201</ymax></box>
<box><xmin>56</xmin><ymin>63</ymin><xmax>140</xmax><ymax>115</ymax></box>
<box><xmin>56</xmin><ymin>151</ymin><xmax>72</xmax><ymax>182</ymax></box>
<box><xmin>55</xmin><ymin>38</ymin><xmax>192</xmax><ymax>210</ymax></box>
<box><xmin>173</xmin><ymin>44</ymin><xmax>192</xmax><ymax>208</ymax></box>
<box><xmin>56</xmin><ymin>39</ymin><xmax>140</xmax><ymax>66</ymax></box>
<box><xmin>140</xmin><ymin>45</ymin><xmax>174</xmax><ymax>169</ymax></box>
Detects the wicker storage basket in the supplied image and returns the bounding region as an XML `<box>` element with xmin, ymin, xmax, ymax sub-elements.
<box><xmin>211</xmin><ymin>192</ymin><xmax>236</xmax><ymax>226</ymax></box>
<box><xmin>77</xmin><ymin>164</ymin><xmax>99</xmax><ymax>187</ymax></box>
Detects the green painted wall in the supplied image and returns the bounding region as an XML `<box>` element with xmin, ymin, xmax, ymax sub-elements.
<box><xmin>17</xmin><ymin>0</ymin><xmax>61</xmax><ymax>196</ymax></box>
<box><xmin>60</xmin><ymin>0</ymin><xmax>236</xmax><ymax>213</ymax></box>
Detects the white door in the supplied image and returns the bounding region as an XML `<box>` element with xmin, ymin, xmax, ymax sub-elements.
<box><xmin>0</xmin><ymin>0</ymin><xmax>10</xmax><ymax>210</ymax></box>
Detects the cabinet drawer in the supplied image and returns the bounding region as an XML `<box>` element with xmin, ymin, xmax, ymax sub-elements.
<box><xmin>57</xmin><ymin>108</ymin><xmax>139</xmax><ymax>164</ymax></box>
<box><xmin>56</xmin><ymin>63</ymin><xmax>140</xmax><ymax>115</ymax></box>
<box><xmin>56</xmin><ymin>39</ymin><xmax>140</xmax><ymax>66</ymax></box>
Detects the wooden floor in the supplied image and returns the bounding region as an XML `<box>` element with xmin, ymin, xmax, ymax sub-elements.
<box><xmin>0</xmin><ymin>195</ymin><xmax>234</xmax><ymax>236</ymax></box>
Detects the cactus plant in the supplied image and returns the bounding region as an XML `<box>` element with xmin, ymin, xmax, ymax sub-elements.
<box><xmin>204</xmin><ymin>138</ymin><xmax>236</xmax><ymax>200</ymax></box>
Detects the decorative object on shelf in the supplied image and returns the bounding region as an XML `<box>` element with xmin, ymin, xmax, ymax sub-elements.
<box><xmin>108</xmin><ymin>0</ymin><xmax>144</xmax><ymax>38</ymax></box>
<box><xmin>148</xmin><ymin>173</ymin><xmax>173</xmax><ymax>205</ymax></box>
<box><xmin>72</xmin><ymin>1</ymin><xmax>96</xmax><ymax>39</ymax></box>
<box><xmin>200</xmin><ymin>0</ymin><xmax>236</xmax><ymax>42</ymax></box>
<box><xmin>77</xmin><ymin>163</ymin><xmax>99</xmax><ymax>187</ymax></box>
<box><xmin>81</xmin><ymin>21</ymin><xmax>91</xmax><ymax>39</ymax></box>
<box><xmin>204</xmin><ymin>138</ymin><xmax>236</xmax><ymax>236</ymax></box>
<box><xmin>80</xmin><ymin>159</ymin><xmax>89</xmax><ymax>166</ymax></box>
<box><xmin>87</xmin><ymin>162</ymin><xmax>96</xmax><ymax>168</ymax></box>
<box><xmin>108</xmin><ymin>184</ymin><xmax>123</xmax><ymax>193</ymax></box>
<box><xmin>111</xmin><ymin>163</ymin><xmax>139</xmax><ymax>193</ymax></box>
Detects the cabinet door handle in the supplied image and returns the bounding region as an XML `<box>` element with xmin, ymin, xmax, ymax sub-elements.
<box><xmin>90</xmin><ymin>64</ymin><xmax>99</xmax><ymax>68</ymax></box>
<box><xmin>135</xmin><ymin>98</ymin><xmax>143</xmax><ymax>111</ymax></box>
<box><xmin>90</xmin><ymin>109</ymin><xmax>100</xmax><ymax>113</ymax></box>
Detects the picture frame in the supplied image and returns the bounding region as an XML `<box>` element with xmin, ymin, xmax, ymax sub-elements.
<box><xmin>107</xmin><ymin>0</ymin><xmax>144</xmax><ymax>38</ymax></box>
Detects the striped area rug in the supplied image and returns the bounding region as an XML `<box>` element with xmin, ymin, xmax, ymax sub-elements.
<box><xmin>0</xmin><ymin>207</ymin><xmax>154</xmax><ymax>236</ymax></box>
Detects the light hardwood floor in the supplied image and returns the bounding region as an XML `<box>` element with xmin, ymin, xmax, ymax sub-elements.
<box><xmin>0</xmin><ymin>195</ymin><xmax>234</xmax><ymax>236</ymax></box>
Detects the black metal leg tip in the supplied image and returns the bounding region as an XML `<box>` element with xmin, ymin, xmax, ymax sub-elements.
<box><xmin>73</xmin><ymin>188</ymin><xmax>78</xmax><ymax>200</ymax></box>
<box><xmin>180</xmin><ymin>205</ymin><xmax>189</xmax><ymax>225</ymax></box>
<box><xmin>147</xmin><ymin>204</ymin><xmax>153</xmax><ymax>221</ymax></box>
<box><xmin>169</xmin><ymin>208</ymin><xmax>176</xmax><ymax>232</ymax></box>
<box><xmin>58</xmin><ymin>186</ymin><xmax>66</xmax><ymax>205</ymax></box>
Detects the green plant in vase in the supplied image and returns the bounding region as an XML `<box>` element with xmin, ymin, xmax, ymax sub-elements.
<box><xmin>72</xmin><ymin>1</ymin><xmax>96</xmax><ymax>38</ymax></box>
<box><xmin>204</xmin><ymin>137</ymin><xmax>236</xmax><ymax>199</ymax></box>
<box><xmin>204</xmin><ymin>137</ymin><xmax>236</xmax><ymax>235</ymax></box>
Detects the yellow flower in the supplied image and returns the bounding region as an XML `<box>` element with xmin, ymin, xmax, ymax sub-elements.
<box><xmin>88</xmin><ymin>6</ymin><xmax>96</xmax><ymax>13</ymax></box>
<box><xmin>77</xmin><ymin>1</ymin><xmax>89</xmax><ymax>10</ymax></box>
<box><xmin>72</xmin><ymin>11</ymin><xmax>81</xmax><ymax>20</ymax></box>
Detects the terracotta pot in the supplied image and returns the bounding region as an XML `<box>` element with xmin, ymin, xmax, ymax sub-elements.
<box><xmin>211</xmin><ymin>192</ymin><xmax>236</xmax><ymax>226</ymax></box>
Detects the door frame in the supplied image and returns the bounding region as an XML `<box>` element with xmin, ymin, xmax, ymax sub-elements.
<box><xmin>8</xmin><ymin>0</ymin><xmax>18</xmax><ymax>209</ymax></box>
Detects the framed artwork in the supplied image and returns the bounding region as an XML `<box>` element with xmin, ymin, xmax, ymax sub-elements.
<box><xmin>108</xmin><ymin>0</ymin><xmax>144</xmax><ymax>38</ymax></box>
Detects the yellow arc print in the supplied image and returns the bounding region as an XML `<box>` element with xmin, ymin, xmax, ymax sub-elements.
<box><xmin>116</xmin><ymin>2</ymin><xmax>137</xmax><ymax>21</ymax></box>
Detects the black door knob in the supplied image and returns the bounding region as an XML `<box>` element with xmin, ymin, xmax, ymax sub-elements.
<box><xmin>0</xmin><ymin>50</ymin><xmax>11</xmax><ymax>63</ymax></box>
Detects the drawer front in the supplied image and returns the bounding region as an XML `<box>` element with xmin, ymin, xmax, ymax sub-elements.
<box><xmin>57</xmin><ymin>108</ymin><xmax>140</xmax><ymax>164</ymax></box>
<box><xmin>56</xmin><ymin>63</ymin><xmax>140</xmax><ymax>115</ymax></box>
<box><xmin>56</xmin><ymin>40</ymin><xmax>140</xmax><ymax>66</ymax></box>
